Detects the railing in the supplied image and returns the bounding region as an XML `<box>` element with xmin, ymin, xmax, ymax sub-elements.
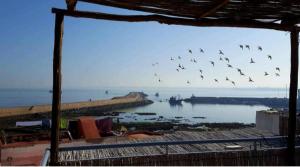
<box><xmin>40</xmin><ymin>135</ymin><xmax>299</xmax><ymax>166</ymax></box>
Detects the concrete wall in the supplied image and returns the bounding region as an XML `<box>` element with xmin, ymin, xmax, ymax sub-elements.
<box><xmin>256</xmin><ymin>110</ymin><xmax>280</xmax><ymax>135</ymax></box>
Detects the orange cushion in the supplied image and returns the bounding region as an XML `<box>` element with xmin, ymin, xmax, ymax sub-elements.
<box><xmin>78</xmin><ymin>117</ymin><xmax>101</xmax><ymax>140</ymax></box>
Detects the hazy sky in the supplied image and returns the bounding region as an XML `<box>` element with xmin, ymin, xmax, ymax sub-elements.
<box><xmin>0</xmin><ymin>1</ymin><xmax>293</xmax><ymax>89</ymax></box>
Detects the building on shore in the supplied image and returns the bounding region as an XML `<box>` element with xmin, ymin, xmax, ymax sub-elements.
<box><xmin>256</xmin><ymin>109</ymin><xmax>300</xmax><ymax>135</ymax></box>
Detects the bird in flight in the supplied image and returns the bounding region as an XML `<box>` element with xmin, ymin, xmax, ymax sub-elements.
<box><xmin>236</xmin><ymin>68</ymin><xmax>242</xmax><ymax>73</ymax></box>
<box><xmin>226</xmin><ymin>77</ymin><xmax>230</xmax><ymax>81</ymax></box>
<box><xmin>268</xmin><ymin>55</ymin><xmax>272</xmax><ymax>60</ymax></box>
<box><xmin>276</xmin><ymin>67</ymin><xmax>280</xmax><ymax>72</ymax></box>
<box><xmin>158</xmin><ymin>78</ymin><xmax>161</xmax><ymax>82</ymax></box>
<box><xmin>239</xmin><ymin>45</ymin><xmax>243</xmax><ymax>50</ymax></box>
<box><xmin>227</xmin><ymin>64</ymin><xmax>233</xmax><ymax>68</ymax></box>
<box><xmin>250</xmin><ymin>58</ymin><xmax>255</xmax><ymax>64</ymax></box>
<box><xmin>219</xmin><ymin>57</ymin><xmax>223</xmax><ymax>61</ymax></box>
<box><xmin>231</xmin><ymin>81</ymin><xmax>236</xmax><ymax>86</ymax></box>
<box><xmin>249</xmin><ymin>77</ymin><xmax>254</xmax><ymax>82</ymax></box>
<box><xmin>258</xmin><ymin>46</ymin><xmax>263</xmax><ymax>51</ymax></box>
<box><xmin>210</xmin><ymin>61</ymin><xmax>215</xmax><ymax>66</ymax></box>
<box><xmin>187</xmin><ymin>80</ymin><xmax>191</xmax><ymax>84</ymax></box>
<box><xmin>245</xmin><ymin>45</ymin><xmax>250</xmax><ymax>50</ymax></box>
<box><xmin>275</xmin><ymin>73</ymin><xmax>280</xmax><ymax>77</ymax></box>
<box><xmin>199</xmin><ymin>69</ymin><xmax>203</xmax><ymax>74</ymax></box>
<box><xmin>214</xmin><ymin>79</ymin><xmax>219</xmax><ymax>82</ymax></box>
<box><xmin>224</xmin><ymin>57</ymin><xmax>230</xmax><ymax>63</ymax></box>
<box><xmin>240</xmin><ymin>72</ymin><xmax>245</xmax><ymax>76</ymax></box>
<box><xmin>200</xmin><ymin>48</ymin><xmax>204</xmax><ymax>53</ymax></box>
<box><xmin>200</xmin><ymin>75</ymin><xmax>204</xmax><ymax>80</ymax></box>
<box><xmin>176</xmin><ymin>69</ymin><xmax>179</xmax><ymax>72</ymax></box>
<box><xmin>188</xmin><ymin>49</ymin><xmax>192</xmax><ymax>54</ymax></box>
<box><xmin>264</xmin><ymin>72</ymin><xmax>269</xmax><ymax>76</ymax></box>
<box><xmin>219</xmin><ymin>50</ymin><xmax>224</xmax><ymax>55</ymax></box>
<box><xmin>178</xmin><ymin>56</ymin><xmax>181</xmax><ymax>59</ymax></box>
<box><xmin>171</xmin><ymin>57</ymin><xmax>174</xmax><ymax>61</ymax></box>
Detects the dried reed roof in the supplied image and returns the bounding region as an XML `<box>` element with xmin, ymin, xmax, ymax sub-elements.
<box><xmin>76</xmin><ymin>0</ymin><xmax>300</xmax><ymax>24</ymax></box>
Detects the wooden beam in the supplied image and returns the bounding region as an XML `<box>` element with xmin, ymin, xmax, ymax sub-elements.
<box><xmin>52</xmin><ymin>8</ymin><xmax>294</xmax><ymax>31</ymax></box>
<box><xmin>78</xmin><ymin>0</ymin><xmax>194</xmax><ymax>18</ymax></box>
<box><xmin>50</xmin><ymin>13</ymin><xmax>64</xmax><ymax>166</ymax></box>
<box><xmin>287</xmin><ymin>27</ymin><xmax>299</xmax><ymax>166</ymax></box>
<box><xmin>197</xmin><ymin>0</ymin><xmax>229</xmax><ymax>18</ymax></box>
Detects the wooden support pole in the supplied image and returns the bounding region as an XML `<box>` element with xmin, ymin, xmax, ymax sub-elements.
<box><xmin>50</xmin><ymin>13</ymin><xmax>64</xmax><ymax>166</ymax></box>
<box><xmin>288</xmin><ymin>27</ymin><xmax>298</xmax><ymax>165</ymax></box>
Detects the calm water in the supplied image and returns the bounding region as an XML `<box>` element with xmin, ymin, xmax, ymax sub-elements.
<box><xmin>0</xmin><ymin>87</ymin><xmax>285</xmax><ymax>123</ymax></box>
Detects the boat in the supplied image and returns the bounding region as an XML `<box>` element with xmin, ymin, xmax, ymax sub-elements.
<box><xmin>169</xmin><ymin>96</ymin><xmax>182</xmax><ymax>105</ymax></box>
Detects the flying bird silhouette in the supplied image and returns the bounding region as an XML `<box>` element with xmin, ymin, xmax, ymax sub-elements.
<box><xmin>219</xmin><ymin>50</ymin><xmax>224</xmax><ymax>55</ymax></box>
<box><xmin>210</xmin><ymin>61</ymin><xmax>215</xmax><ymax>66</ymax></box>
<box><xmin>231</xmin><ymin>81</ymin><xmax>236</xmax><ymax>86</ymax></box>
<box><xmin>275</xmin><ymin>73</ymin><xmax>280</xmax><ymax>77</ymax></box>
<box><xmin>226</xmin><ymin>77</ymin><xmax>230</xmax><ymax>81</ymax></box>
<box><xmin>268</xmin><ymin>55</ymin><xmax>272</xmax><ymax>60</ymax></box>
<box><xmin>199</xmin><ymin>69</ymin><xmax>203</xmax><ymax>74</ymax></box>
<box><xmin>227</xmin><ymin>64</ymin><xmax>233</xmax><ymax>68</ymax></box>
<box><xmin>245</xmin><ymin>45</ymin><xmax>250</xmax><ymax>50</ymax></box>
<box><xmin>224</xmin><ymin>57</ymin><xmax>230</xmax><ymax>63</ymax></box>
<box><xmin>249</xmin><ymin>77</ymin><xmax>254</xmax><ymax>82</ymax></box>
<box><xmin>187</xmin><ymin>80</ymin><xmax>191</xmax><ymax>84</ymax></box>
<box><xmin>200</xmin><ymin>48</ymin><xmax>204</xmax><ymax>53</ymax></box>
<box><xmin>276</xmin><ymin>67</ymin><xmax>280</xmax><ymax>71</ymax></box>
<box><xmin>188</xmin><ymin>49</ymin><xmax>192</xmax><ymax>54</ymax></box>
<box><xmin>219</xmin><ymin>57</ymin><xmax>223</xmax><ymax>61</ymax></box>
<box><xmin>264</xmin><ymin>72</ymin><xmax>269</xmax><ymax>76</ymax></box>
<box><xmin>239</xmin><ymin>45</ymin><xmax>243</xmax><ymax>50</ymax></box>
<box><xmin>158</xmin><ymin>78</ymin><xmax>161</xmax><ymax>82</ymax></box>
<box><xmin>240</xmin><ymin>72</ymin><xmax>245</xmax><ymax>76</ymax></box>
<box><xmin>258</xmin><ymin>46</ymin><xmax>262</xmax><ymax>51</ymax></box>
<box><xmin>178</xmin><ymin>56</ymin><xmax>181</xmax><ymax>59</ymax></box>
<box><xmin>171</xmin><ymin>57</ymin><xmax>174</xmax><ymax>61</ymax></box>
<box><xmin>176</xmin><ymin>69</ymin><xmax>179</xmax><ymax>72</ymax></box>
<box><xmin>236</xmin><ymin>68</ymin><xmax>242</xmax><ymax>73</ymax></box>
<box><xmin>250</xmin><ymin>58</ymin><xmax>255</xmax><ymax>64</ymax></box>
<box><xmin>200</xmin><ymin>75</ymin><xmax>204</xmax><ymax>80</ymax></box>
<box><xmin>214</xmin><ymin>79</ymin><xmax>219</xmax><ymax>82</ymax></box>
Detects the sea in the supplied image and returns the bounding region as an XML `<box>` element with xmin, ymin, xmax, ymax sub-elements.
<box><xmin>0</xmin><ymin>87</ymin><xmax>288</xmax><ymax>124</ymax></box>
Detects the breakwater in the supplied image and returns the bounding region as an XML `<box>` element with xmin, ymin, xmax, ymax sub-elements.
<box><xmin>0</xmin><ymin>92</ymin><xmax>153</xmax><ymax>128</ymax></box>
<box><xmin>184</xmin><ymin>96</ymin><xmax>291</xmax><ymax>108</ymax></box>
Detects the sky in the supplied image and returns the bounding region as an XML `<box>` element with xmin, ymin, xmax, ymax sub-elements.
<box><xmin>0</xmin><ymin>0</ymin><xmax>293</xmax><ymax>89</ymax></box>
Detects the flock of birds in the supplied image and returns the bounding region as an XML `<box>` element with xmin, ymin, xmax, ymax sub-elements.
<box><xmin>152</xmin><ymin>44</ymin><xmax>281</xmax><ymax>86</ymax></box>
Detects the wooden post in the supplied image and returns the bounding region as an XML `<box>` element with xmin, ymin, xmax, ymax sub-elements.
<box><xmin>50</xmin><ymin>13</ymin><xmax>64</xmax><ymax>166</ymax></box>
<box><xmin>288</xmin><ymin>27</ymin><xmax>298</xmax><ymax>165</ymax></box>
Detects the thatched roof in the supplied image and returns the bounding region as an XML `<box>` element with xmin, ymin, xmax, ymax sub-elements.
<box><xmin>77</xmin><ymin>0</ymin><xmax>300</xmax><ymax>24</ymax></box>
<box><xmin>56</xmin><ymin>1</ymin><xmax>300</xmax><ymax>31</ymax></box>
